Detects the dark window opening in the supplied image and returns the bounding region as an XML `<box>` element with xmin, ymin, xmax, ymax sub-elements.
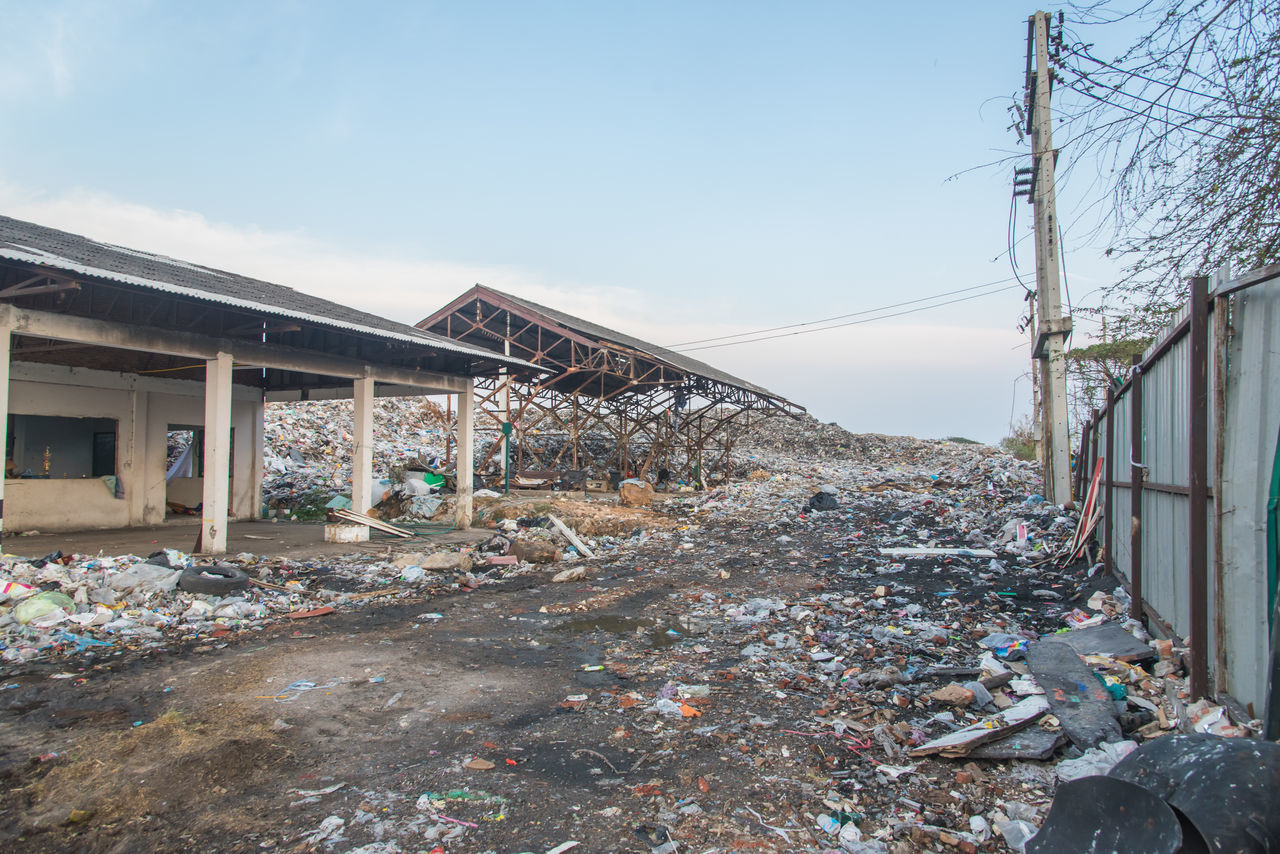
<box><xmin>6</xmin><ymin>415</ymin><xmax>118</xmax><ymax>479</ymax></box>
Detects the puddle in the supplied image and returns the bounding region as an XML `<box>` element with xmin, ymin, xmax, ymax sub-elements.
<box><xmin>553</xmin><ymin>615</ymin><xmax>683</xmax><ymax>648</ymax></box>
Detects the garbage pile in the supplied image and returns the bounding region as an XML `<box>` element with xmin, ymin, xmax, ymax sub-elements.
<box><xmin>262</xmin><ymin>398</ymin><xmax>453</xmax><ymax>513</ymax></box>
<box><xmin>256</xmin><ymin>401</ymin><xmax>988</xmax><ymax>515</ymax></box>
<box><xmin>736</xmin><ymin>412</ymin><xmax>990</xmax><ymax>470</ymax></box>
<box><xmin>0</xmin><ymin>539</ymin><xmax>569</xmax><ymax>666</ymax></box>
<box><xmin>512</xmin><ymin>434</ymin><xmax>1262</xmax><ymax>851</ymax></box>
<box><xmin>5</xmin><ymin>405</ymin><xmax>1269</xmax><ymax>852</ymax></box>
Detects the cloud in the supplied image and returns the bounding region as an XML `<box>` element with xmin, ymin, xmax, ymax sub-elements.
<box><xmin>0</xmin><ymin>183</ymin><xmax>1030</xmax><ymax>442</ymax></box>
<box><xmin>0</xmin><ymin>183</ymin><xmax>645</xmax><ymax>327</ymax></box>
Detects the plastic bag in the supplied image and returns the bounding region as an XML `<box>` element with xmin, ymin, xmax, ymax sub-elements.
<box><xmin>14</xmin><ymin>591</ymin><xmax>75</xmax><ymax>625</ymax></box>
<box><xmin>109</xmin><ymin>563</ymin><xmax>181</xmax><ymax>594</ymax></box>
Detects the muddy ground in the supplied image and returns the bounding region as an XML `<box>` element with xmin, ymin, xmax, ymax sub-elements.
<box><xmin>0</xmin><ymin>492</ymin><xmax>1097</xmax><ymax>854</ymax></box>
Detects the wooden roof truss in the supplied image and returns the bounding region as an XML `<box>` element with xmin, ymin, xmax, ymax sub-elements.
<box><xmin>423</xmin><ymin>294</ymin><xmax>801</xmax><ymax>485</ymax></box>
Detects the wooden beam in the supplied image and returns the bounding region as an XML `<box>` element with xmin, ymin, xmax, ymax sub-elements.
<box><xmin>0</xmin><ymin>277</ymin><xmax>80</xmax><ymax>298</ymax></box>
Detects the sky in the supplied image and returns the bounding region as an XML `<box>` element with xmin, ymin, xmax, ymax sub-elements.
<box><xmin>0</xmin><ymin>1</ymin><xmax>1126</xmax><ymax>443</ymax></box>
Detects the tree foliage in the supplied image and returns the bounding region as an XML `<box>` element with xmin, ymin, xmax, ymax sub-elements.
<box><xmin>1066</xmin><ymin>334</ymin><xmax>1149</xmax><ymax>425</ymax></box>
<box><xmin>1052</xmin><ymin>0</ymin><xmax>1280</xmax><ymax>338</ymax></box>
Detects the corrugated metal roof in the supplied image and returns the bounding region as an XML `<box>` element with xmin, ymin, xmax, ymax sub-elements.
<box><xmin>441</xmin><ymin>285</ymin><xmax>796</xmax><ymax>406</ymax></box>
<box><xmin>0</xmin><ymin>216</ymin><xmax>534</xmax><ymax>371</ymax></box>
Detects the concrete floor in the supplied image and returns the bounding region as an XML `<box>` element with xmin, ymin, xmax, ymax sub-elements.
<box><xmin>1</xmin><ymin>517</ymin><xmax>489</xmax><ymax>560</ymax></box>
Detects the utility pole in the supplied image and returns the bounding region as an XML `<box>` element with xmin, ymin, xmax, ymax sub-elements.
<box><xmin>1028</xmin><ymin>297</ymin><xmax>1043</xmax><ymax>468</ymax></box>
<box><xmin>1025</xmin><ymin>10</ymin><xmax>1073</xmax><ymax>505</ymax></box>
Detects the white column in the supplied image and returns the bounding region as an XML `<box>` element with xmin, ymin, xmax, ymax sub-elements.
<box><xmin>352</xmin><ymin>374</ymin><xmax>375</xmax><ymax>513</ymax></box>
<box><xmin>200</xmin><ymin>351</ymin><xmax>233</xmax><ymax>554</ymax></box>
<box><xmin>0</xmin><ymin>323</ymin><xmax>9</xmax><ymax>545</ymax></box>
<box><xmin>124</xmin><ymin>388</ymin><xmax>147</xmax><ymax>525</ymax></box>
<box><xmin>455</xmin><ymin>379</ymin><xmax>474</xmax><ymax>528</ymax></box>
<box><xmin>250</xmin><ymin>392</ymin><xmax>265</xmax><ymax>520</ymax></box>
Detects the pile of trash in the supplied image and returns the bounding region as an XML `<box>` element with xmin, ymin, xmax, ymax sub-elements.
<box><xmin>736</xmin><ymin>412</ymin><xmax>995</xmax><ymax>469</ymax></box>
<box><xmin>0</xmin><ymin>535</ymin><xmax>587</xmax><ymax>666</ymax></box>
<box><xmin>256</xmin><ymin>401</ymin><xmax>1000</xmax><ymax>515</ymax></box>
<box><xmin>8</xmin><ymin>405</ymin><xmax>1273</xmax><ymax>852</ymax></box>
<box><xmin>580</xmin><ymin>441</ymin><xmax>1263</xmax><ymax>851</ymax></box>
<box><xmin>262</xmin><ymin>398</ymin><xmax>454</xmax><ymax>513</ymax></box>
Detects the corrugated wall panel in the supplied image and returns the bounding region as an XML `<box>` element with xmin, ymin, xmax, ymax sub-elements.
<box><xmin>1093</xmin><ymin>295</ymin><xmax>1220</xmax><ymax>673</ymax></box>
<box><xmin>1092</xmin><ymin>277</ymin><xmax>1260</xmax><ymax>705</ymax></box>
<box><xmin>1106</xmin><ymin>388</ymin><xmax>1134</xmax><ymax>585</ymax></box>
<box><xmin>1145</xmin><ymin>490</ymin><xmax>1190</xmax><ymax>634</ymax></box>
<box><xmin>1219</xmin><ymin>279</ymin><xmax>1280</xmax><ymax>709</ymax></box>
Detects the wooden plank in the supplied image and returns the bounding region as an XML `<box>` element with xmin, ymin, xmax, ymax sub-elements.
<box><xmin>548</xmin><ymin>513</ymin><xmax>594</xmax><ymax>558</ymax></box>
<box><xmin>909</xmin><ymin>696</ymin><xmax>1049</xmax><ymax>758</ymax></box>
<box><xmin>1026</xmin><ymin>640</ymin><xmax>1123</xmax><ymax>749</ymax></box>
<box><xmin>332</xmin><ymin>509</ymin><xmax>412</xmax><ymax>538</ymax></box>
<box><xmin>878</xmin><ymin>547</ymin><xmax>997</xmax><ymax>558</ymax></box>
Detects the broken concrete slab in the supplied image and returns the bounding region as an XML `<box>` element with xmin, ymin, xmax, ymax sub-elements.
<box><xmin>1026</xmin><ymin>639</ymin><xmax>1123</xmax><ymax>749</ymax></box>
<box><xmin>1047</xmin><ymin>621</ymin><xmax>1156</xmax><ymax>663</ymax></box>
<box><xmin>967</xmin><ymin>725</ymin><xmax>1067</xmax><ymax>761</ymax></box>
<box><xmin>419</xmin><ymin>551</ymin><xmax>474</xmax><ymax>572</ymax></box>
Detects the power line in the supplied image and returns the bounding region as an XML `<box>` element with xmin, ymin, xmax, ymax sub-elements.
<box><xmin>666</xmin><ymin>275</ymin><xmax>1020</xmax><ymax>348</ymax></box>
<box><xmin>1064</xmin><ymin>82</ymin><xmax>1233</xmax><ymax>142</ymax></box>
<box><xmin>1008</xmin><ymin>192</ymin><xmax>1034</xmax><ymax>294</ymax></box>
<box><xmin>1062</xmin><ymin>43</ymin><xmax>1241</xmax><ymax>108</ymax></box>
<box><xmin>675</xmin><ymin>283</ymin><xmax>1023</xmax><ymax>353</ymax></box>
<box><xmin>1064</xmin><ymin>75</ymin><xmax>1238</xmax><ymax>128</ymax></box>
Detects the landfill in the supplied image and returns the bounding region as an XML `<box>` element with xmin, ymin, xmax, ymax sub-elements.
<box><xmin>0</xmin><ymin>405</ymin><xmax>1267</xmax><ymax>853</ymax></box>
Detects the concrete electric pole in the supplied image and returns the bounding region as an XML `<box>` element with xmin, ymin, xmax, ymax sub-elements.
<box><xmin>1026</xmin><ymin>10</ymin><xmax>1073</xmax><ymax>505</ymax></box>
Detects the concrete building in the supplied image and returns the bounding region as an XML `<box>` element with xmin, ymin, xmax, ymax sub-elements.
<box><xmin>0</xmin><ymin>216</ymin><xmax>531</xmax><ymax>552</ymax></box>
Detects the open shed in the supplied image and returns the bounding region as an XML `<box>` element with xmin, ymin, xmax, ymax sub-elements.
<box><xmin>0</xmin><ymin>216</ymin><xmax>532</xmax><ymax>552</ymax></box>
<box><xmin>417</xmin><ymin>284</ymin><xmax>803</xmax><ymax>487</ymax></box>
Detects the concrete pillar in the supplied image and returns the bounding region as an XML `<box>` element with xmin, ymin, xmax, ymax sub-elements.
<box><xmin>0</xmin><ymin>323</ymin><xmax>9</xmax><ymax>547</ymax></box>
<box><xmin>200</xmin><ymin>351</ymin><xmax>233</xmax><ymax>554</ymax></box>
<box><xmin>251</xmin><ymin>392</ymin><xmax>265</xmax><ymax>520</ymax></box>
<box><xmin>352</xmin><ymin>375</ymin><xmax>375</xmax><ymax>513</ymax></box>
<box><xmin>455</xmin><ymin>379</ymin><xmax>474</xmax><ymax>528</ymax></box>
<box><xmin>125</xmin><ymin>388</ymin><xmax>147</xmax><ymax>525</ymax></box>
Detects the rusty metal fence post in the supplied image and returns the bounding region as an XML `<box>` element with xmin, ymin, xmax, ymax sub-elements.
<box><xmin>1075</xmin><ymin>420</ymin><xmax>1089</xmax><ymax>503</ymax></box>
<box><xmin>1189</xmin><ymin>276</ymin><xmax>1210</xmax><ymax>698</ymax></box>
<box><xmin>1130</xmin><ymin>353</ymin><xmax>1145</xmax><ymax>622</ymax></box>
<box><xmin>1088</xmin><ymin>408</ymin><xmax>1100</xmax><ymax>498</ymax></box>
<box><xmin>1104</xmin><ymin>385</ymin><xmax>1115</xmax><ymax>573</ymax></box>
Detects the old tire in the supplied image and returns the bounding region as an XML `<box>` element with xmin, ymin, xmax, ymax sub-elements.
<box><xmin>178</xmin><ymin>563</ymin><xmax>250</xmax><ymax>595</ymax></box>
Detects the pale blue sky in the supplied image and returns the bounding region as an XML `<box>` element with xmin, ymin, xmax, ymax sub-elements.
<box><xmin>0</xmin><ymin>1</ymin><xmax>1123</xmax><ymax>443</ymax></box>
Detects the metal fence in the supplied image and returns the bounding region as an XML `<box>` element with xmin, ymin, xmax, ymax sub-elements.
<box><xmin>1078</xmin><ymin>264</ymin><xmax>1280</xmax><ymax>716</ymax></box>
